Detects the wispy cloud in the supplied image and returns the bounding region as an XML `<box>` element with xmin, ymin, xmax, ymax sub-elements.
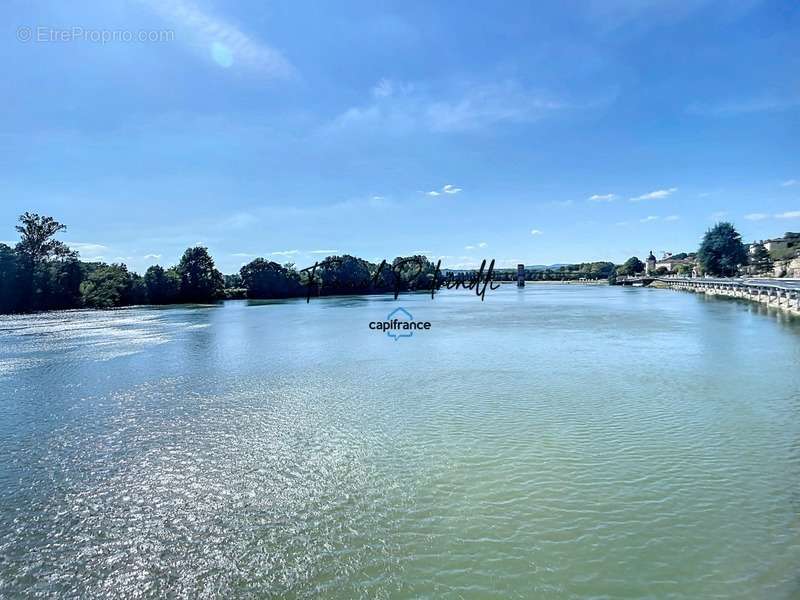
<box><xmin>588</xmin><ymin>193</ymin><xmax>615</xmax><ymax>202</ymax></box>
<box><xmin>271</xmin><ymin>250</ymin><xmax>299</xmax><ymax>256</ymax></box>
<box><xmin>687</xmin><ymin>94</ymin><xmax>800</xmax><ymax>117</ymax></box>
<box><xmin>143</xmin><ymin>253</ymin><xmax>162</xmax><ymax>261</ymax></box>
<box><xmin>776</xmin><ymin>211</ymin><xmax>800</xmax><ymax>219</ymax></box>
<box><xmin>425</xmin><ymin>184</ymin><xmax>462</xmax><ymax>197</ymax></box>
<box><xmin>640</xmin><ymin>215</ymin><xmax>659</xmax><ymax>222</ymax></box>
<box><xmin>781</xmin><ymin>179</ymin><xmax>798</xmax><ymax>187</ymax></box>
<box><xmin>310</xmin><ymin>249</ymin><xmax>340</xmax><ymax>255</ymax></box>
<box><xmin>744</xmin><ymin>213</ymin><xmax>769</xmax><ymax>221</ymax></box>
<box><xmin>478</xmin><ymin>242</ymin><xmax>488</xmax><ymax>248</ymax></box>
<box><xmin>630</xmin><ymin>188</ymin><xmax>677</xmax><ymax>202</ymax></box>
<box><xmin>223</xmin><ymin>212</ymin><xmax>259</xmax><ymax>228</ymax></box>
<box><xmin>664</xmin><ymin>215</ymin><xmax>680</xmax><ymax>221</ymax></box>
<box><xmin>330</xmin><ymin>79</ymin><xmax>567</xmax><ymax>134</ymax></box>
<box><xmin>530</xmin><ymin>229</ymin><xmax>543</xmax><ymax>236</ymax></box>
<box><xmin>141</xmin><ymin>0</ymin><xmax>294</xmax><ymax>77</ymax></box>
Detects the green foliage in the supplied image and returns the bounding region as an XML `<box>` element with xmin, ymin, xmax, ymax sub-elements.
<box><xmin>239</xmin><ymin>259</ymin><xmax>303</xmax><ymax>298</ymax></box>
<box><xmin>748</xmin><ymin>243</ymin><xmax>773</xmax><ymax>274</ymax></box>
<box><xmin>0</xmin><ymin>243</ymin><xmax>22</xmax><ymax>313</ymax></box>
<box><xmin>176</xmin><ymin>247</ymin><xmax>224</xmax><ymax>303</ymax></box>
<box><xmin>224</xmin><ymin>273</ymin><xmax>243</xmax><ymax>289</ymax></box>
<box><xmin>698</xmin><ymin>222</ymin><xmax>747</xmax><ymax>277</ymax></box>
<box><xmin>80</xmin><ymin>264</ymin><xmax>136</xmax><ymax>308</ymax></box>
<box><xmin>144</xmin><ymin>265</ymin><xmax>181</xmax><ymax>304</ymax></box>
<box><xmin>654</xmin><ymin>266</ymin><xmax>669</xmax><ymax>276</ymax></box>
<box><xmin>14</xmin><ymin>212</ymin><xmax>69</xmax><ymax>265</ymax></box>
<box><xmin>619</xmin><ymin>256</ymin><xmax>645</xmax><ymax>276</ymax></box>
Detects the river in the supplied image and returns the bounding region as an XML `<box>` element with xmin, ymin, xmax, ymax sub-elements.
<box><xmin>1</xmin><ymin>285</ymin><xmax>799</xmax><ymax>598</ymax></box>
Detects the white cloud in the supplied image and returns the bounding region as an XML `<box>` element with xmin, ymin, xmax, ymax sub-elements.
<box><xmin>776</xmin><ymin>211</ymin><xmax>800</xmax><ymax>219</ymax></box>
<box><xmin>744</xmin><ymin>213</ymin><xmax>769</xmax><ymax>221</ymax></box>
<box><xmin>630</xmin><ymin>188</ymin><xmax>677</xmax><ymax>202</ymax></box>
<box><xmin>142</xmin><ymin>0</ymin><xmax>294</xmax><ymax>77</ymax></box>
<box><xmin>426</xmin><ymin>184</ymin><xmax>462</xmax><ymax>197</ymax></box>
<box><xmin>310</xmin><ymin>249</ymin><xmax>339</xmax><ymax>254</ymax></box>
<box><xmin>371</xmin><ymin>195</ymin><xmax>385</xmax><ymax>201</ymax></box>
<box><xmin>465</xmin><ymin>245</ymin><xmax>475</xmax><ymax>250</ymax></box>
<box><xmin>781</xmin><ymin>179</ymin><xmax>798</xmax><ymax>187</ymax></box>
<box><xmin>478</xmin><ymin>242</ymin><xmax>488</xmax><ymax>248</ymax></box>
<box><xmin>271</xmin><ymin>250</ymin><xmax>299</xmax><ymax>256</ymax></box>
<box><xmin>588</xmin><ymin>193</ymin><xmax>615</xmax><ymax>202</ymax></box>
<box><xmin>231</xmin><ymin>252</ymin><xmax>256</xmax><ymax>258</ymax></box>
<box><xmin>143</xmin><ymin>254</ymin><xmax>162</xmax><ymax>261</ymax></box>
<box><xmin>640</xmin><ymin>215</ymin><xmax>659</xmax><ymax>222</ymax></box>
<box><xmin>664</xmin><ymin>215</ymin><xmax>680</xmax><ymax>221</ymax></box>
<box><xmin>67</xmin><ymin>242</ymin><xmax>108</xmax><ymax>254</ymax></box>
<box><xmin>530</xmin><ymin>229</ymin><xmax>543</xmax><ymax>235</ymax></box>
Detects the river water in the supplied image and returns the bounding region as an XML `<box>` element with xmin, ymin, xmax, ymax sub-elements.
<box><xmin>1</xmin><ymin>285</ymin><xmax>799</xmax><ymax>598</ymax></box>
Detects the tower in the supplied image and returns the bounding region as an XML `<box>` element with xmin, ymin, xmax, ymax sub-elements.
<box><xmin>517</xmin><ymin>264</ymin><xmax>525</xmax><ymax>287</ymax></box>
<box><xmin>646</xmin><ymin>251</ymin><xmax>656</xmax><ymax>275</ymax></box>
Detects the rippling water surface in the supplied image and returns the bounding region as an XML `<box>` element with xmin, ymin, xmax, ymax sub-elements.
<box><xmin>1</xmin><ymin>285</ymin><xmax>799</xmax><ymax>598</ymax></box>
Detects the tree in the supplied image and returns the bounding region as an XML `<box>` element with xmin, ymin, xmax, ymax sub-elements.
<box><xmin>749</xmin><ymin>242</ymin><xmax>773</xmax><ymax>275</ymax></box>
<box><xmin>698</xmin><ymin>222</ymin><xmax>747</xmax><ymax>277</ymax></box>
<box><xmin>144</xmin><ymin>265</ymin><xmax>181</xmax><ymax>304</ymax></box>
<box><xmin>654</xmin><ymin>266</ymin><xmax>669</xmax><ymax>276</ymax></box>
<box><xmin>0</xmin><ymin>243</ymin><xmax>21</xmax><ymax>313</ymax></box>
<box><xmin>80</xmin><ymin>264</ymin><xmax>135</xmax><ymax>308</ymax></box>
<box><xmin>176</xmin><ymin>247</ymin><xmax>224</xmax><ymax>303</ymax></box>
<box><xmin>14</xmin><ymin>212</ymin><xmax>69</xmax><ymax>266</ymax></box>
<box><xmin>240</xmin><ymin>258</ymin><xmax>302</xmax><ymax>298</ymax></box>
<box><xmin>224</xmin><ymin>273</ymin><xmax>243</xmax><ymax>289</ymax></box>
<box><xmin>13</xmin><ymin>213</ymin><xmax>71</xmax><ymax>309</ymax></box>
<box><xmin>619</xmin><ymin>256</ymin><xmax>645</xmax><ymax>276</ymax></box>
<box><xmin>316</xmin><ymin>255</ymin><xmax>375</xmax><ymax>294</ymax></box>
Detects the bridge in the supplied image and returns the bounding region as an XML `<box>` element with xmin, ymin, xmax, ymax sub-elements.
<box><xmin>615</xmin><ymin>276</ymin><xmax>800</xmax><ymax>312</ymax></box>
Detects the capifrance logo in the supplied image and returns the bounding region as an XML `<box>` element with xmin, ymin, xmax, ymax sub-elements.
<box><xmin>369</xmin><ymin>307</ymin><xmax>431</xmax><ymax>341</ymax></box>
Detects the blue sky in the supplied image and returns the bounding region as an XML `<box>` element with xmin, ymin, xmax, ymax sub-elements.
<box><xmin>2</xmin><ymin>0</ymin><xmax>799</xmax><ymax>272</ymax></box>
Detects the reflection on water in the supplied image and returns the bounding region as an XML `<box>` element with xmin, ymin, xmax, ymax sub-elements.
<box><xmin>1</xmin><ymin>286</ymin><xmax>799</xmax><ymax>598</ymax></box>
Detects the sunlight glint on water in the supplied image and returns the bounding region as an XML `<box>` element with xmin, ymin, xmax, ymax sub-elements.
<box><xmin>1</xmin><ymin>285</ymin><xmax>799</xmax><ymax>598</ymax></box>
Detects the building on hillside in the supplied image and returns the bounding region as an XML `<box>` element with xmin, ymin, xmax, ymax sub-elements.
<box><xmin>758</xmin><ymin>233</ymin><xmax>800</xmax><ymax>257</ymax></box>
<box><xmin>654</xmin><ymin>252</ymin><xmax>696</xmax><ymax>273</ymax></box>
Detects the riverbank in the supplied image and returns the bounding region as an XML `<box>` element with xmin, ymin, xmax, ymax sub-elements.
<box><xmin>653</xmin><ymin>278</ymin><xmax>800</xmax><ymax>316</ymax></box>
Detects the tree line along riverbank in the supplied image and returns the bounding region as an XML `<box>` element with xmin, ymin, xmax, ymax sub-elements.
<box><xmin>1</xmin><ymin>213</ymin><xmax>795</xmax><ymax>314</ymax></box>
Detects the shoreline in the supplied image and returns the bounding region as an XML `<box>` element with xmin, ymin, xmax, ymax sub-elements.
<box><xmin>652</xmin><ymin>279</ymin><xmax>800</xmax><ymax>316</ymax></box>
